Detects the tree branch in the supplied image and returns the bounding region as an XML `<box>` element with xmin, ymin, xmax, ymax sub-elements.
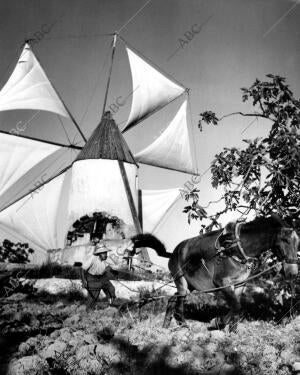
<box><xmin>218</xmin><ymin>112</ymin><xmax>275</xmax><ymax>122</ymax></box>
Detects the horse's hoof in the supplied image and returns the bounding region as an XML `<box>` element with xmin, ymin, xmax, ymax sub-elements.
<box><xmin>162</xmin><ymin>320</ymin><xmax>171</xmax><ymax>329</ymax></box>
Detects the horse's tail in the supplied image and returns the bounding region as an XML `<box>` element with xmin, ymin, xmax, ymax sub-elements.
<box><xmin>131</xmin><ymin>233</ymin><xmax>171</xmax><ymax>258</ymax></box>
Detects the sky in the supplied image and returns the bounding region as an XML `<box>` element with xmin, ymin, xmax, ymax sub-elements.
<box><xmin>0</xmin><ymin>0</ymin><xmax>299</xmax><ymax>265</ymax></box>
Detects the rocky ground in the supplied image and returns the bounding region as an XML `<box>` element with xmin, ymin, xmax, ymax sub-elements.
<box><xmin>1</xmin><ymin>285</ymin><xmax>300</xmax><ymax>375</ymax></box>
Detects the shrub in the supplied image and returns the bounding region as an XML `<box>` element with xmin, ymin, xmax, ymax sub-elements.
<box><xmin>0</xmin><ymin>239</ymin><xmax>34</xmax><ymax>263</ymax></box>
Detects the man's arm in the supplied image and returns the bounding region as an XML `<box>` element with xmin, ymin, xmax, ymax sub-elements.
<box><xmin>105</xmin><ymin>265</ymin><xmax>119</xmax><ymax>278</ymax></box>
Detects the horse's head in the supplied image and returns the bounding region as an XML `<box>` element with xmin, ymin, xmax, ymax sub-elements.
<box><xmin>274</xmin><ymin>227</ymin><xmax>299</xmax><ymax>279</ymax></box>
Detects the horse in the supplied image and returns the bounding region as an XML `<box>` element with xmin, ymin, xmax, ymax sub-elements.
<box><xmin>130</xmin><ymin>215</ymin><xmax>299</xmax><ymax>330</ymax></box>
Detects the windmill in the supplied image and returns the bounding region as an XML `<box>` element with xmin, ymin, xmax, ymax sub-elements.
<box><xmin>0</xmin><ymin>33</ymin><xmax>198</xmax><ymax>268</ymax></box>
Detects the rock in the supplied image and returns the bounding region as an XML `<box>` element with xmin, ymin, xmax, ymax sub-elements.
<box><xmin>6</xmin><ymin>293</ymin><xmax>27</xmax><ymax>301</ymax></box>
<box><xmin>104</xmin><ymin>307</ymin><xmax>119</xmax><ymax>317</ymax></box>
<box><xmin>209</xmin><ymin>363</ymin><xmax>238</xmax><ymax>375</ymax></box>
<box><xmin>210</xmin><ymin>330</ymin><xmax>226</xmax><ymax>341</ymax></box>
<box><xmin>293</xmin><ymin>362</ymin><xmax>300</xmax><ymax>373</ymax></box>
<box><xmin>83</xmin><ymin>333</ymin><xmax>98</xmax><ymax>344</ymax></box>
<box><xmin>77</xmin><ymin>358</ymin><xmax>102</xmax><ymax>373</ymax></box>
<box><xmin>171</xmin><ymin>328</ymin><xmax>191</xmax><ymax>343</ymax></box>
<box><xmin>64</xmin><ymin>313</ymin><xmax>80</xmax><ymax>326</ymax></box>
<box><xmin>18</xmin><ymin>337</ymin><xmax>39</xmax><ymax>355</ymax></box>
<box><xmin>18</xmin><ymin>342</ymin><xmax>32</xmax><ymax>356</ymax></box>
<box><xmin>76</xmin><ymin>344</ymin><xmax>97</xmax><ymax>360</ymax></box>
<box><xmin>69</xmin><ymin>338</ymin><xmax>82</xmax><ymax>348</ymax></box>
<box><xmin>97</xmin><ymin>326</ymin><xmax>115</xmax><ymax>341</ymax></box>
<box><xmin>8</xmin><ymin>355</ymin><xmax>47</xmax><ymax>375</ymax></box>
<box><xmin>59</xmin><ymin>328</ymin><xmax>73</xmax><ymax>342</ymax></box>
<box><xmin>40</xmin><ymin>340</ymin><xmax>67</xmax><ymax>359</ymax></box>
<box><xmin>95</xmin><ymin>343</ymin><xmax>121</xmax><ymax>363</ymax></box>
<box><xmin>280</xmin><ymin>348</ymin><xmax>298</xmax><ymax>363</ymax></box>
<box><xmin>76</xmin><ymin>305</ymin><xmax>87</xmax><ymax>313</ymax></box>
<box><xmin>73</xmin><ymin>330</ymin><xmax>85</xmax><ymax>339</ymax></box>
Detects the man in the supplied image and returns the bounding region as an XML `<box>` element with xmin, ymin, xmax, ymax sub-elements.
<box><xmin>81</xmin><ymin>241</ymin><xmax>117</xmax><ymax>310</ymax></box>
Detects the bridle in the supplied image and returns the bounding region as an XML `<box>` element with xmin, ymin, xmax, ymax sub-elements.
<box><xmin>274</xmin><ymin>227</ymin><xmax>299</xmax><ymax>265</ymax></box>
<box><xmin>215</xmin><ymin>222</ymin><xmax>299</xmax><ymax>265</ymax></box>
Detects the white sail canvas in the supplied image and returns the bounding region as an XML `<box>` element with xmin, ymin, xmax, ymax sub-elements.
<box><xmin>0</xmin><ymin>133</ymin><xmax>60</xmax><ymax>197</ymax></box>
<box><xmin>141</xmin><ymin>188</ymin><xmax>180</xmax><ymax>233</ymax></box>
<box><xmin>135</xmin><ymin>100</ymin><xmax>196</xmax><ymax>174</ymax></box>
<box><xmin>123</xmin><ymin>47</ymin><xmax>185</xmax><ymax>132</ymax></box>
<box><xmin>0</xmin><ymin>171</ymin><xmax>70</xmax><ymax>255</ymax></box>
<box><xmin>0</xmin><ymin>44</ymin><xmax>69</xmax><ymax>117</ymax></box>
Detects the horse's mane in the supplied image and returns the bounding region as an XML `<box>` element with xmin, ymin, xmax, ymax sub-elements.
<box><xmin>198</xmin><ymin>215</ymin><xmax>287</xmax><ymax>238</ymax></box>
<box><xmin>242</xmin><ymin>215</ymin><xmax>286</xmax><ymax>233</ymax></box>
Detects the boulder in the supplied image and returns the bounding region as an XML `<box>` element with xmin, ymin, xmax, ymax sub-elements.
<box><xmin>6</xmin><ymin>293</ymin><xmax>27</xmax><ymax>301</ymax></box>
<box><xmin>59</xmin><ymin>328</ymin><xmax>73</xmax><ymax>342</ymax></box>
<box><xmin>76</xmin><ymin>344</ymin><xmax>97</xmax><ymax>360</ymax></box>
<box><xmin>210</xmin><ymin>330</ymin><xmax>226</xmax><ymax>341</ymax></box>
<box><xmin>95</xmin><ymin>343</ymin><xmax>121</xmax><ymax>364</ymax></box>
<box><xmin>104</xmin><ymin>307</ymin><xmax>119</xmax><ymax>317</ymax></box>
<box><xmin>64</xmin><ymin>313</ymin><xmax>81</xmax><ymax>326</ymax></box>
<box><xmin>293</xmin><ymin>362</ymin><xmax>300</xmax><ymax>373</ymax></box>
<box><xmin>83</xmin><ymin>333</ymin><xmax>98</xmax><ymax>344</ymax></box>
<box><xmin>8</xmin><ymin>355</ymin><xmax>47</xmax><ymax>375</ymax></box>
<box><xmin>40</xmin><ymin>340</ymin><xmax>67</xmax><ymax>359</ymax></box>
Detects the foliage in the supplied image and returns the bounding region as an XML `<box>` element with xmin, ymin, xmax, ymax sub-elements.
<box><xmin>67</xmin><ymin>211</ymin><xmax>124</xmax><ymax>245</ymax></box>
<box><xmin>187</xmin><ymin>74</ymin><xmax>300</xmax><ymax>230</ymax></box>
<box><xmin>0</xmin><ymin>239</ymin><xmax>34</xmax><ymax>263</ymax></box>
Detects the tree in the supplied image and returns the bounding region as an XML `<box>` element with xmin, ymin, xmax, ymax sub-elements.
<box><xmin>0</xmin><ymin>239</ymin><xmax>34</xmax><ymax>263</ymax></box>
<box><xmin>184</xmin><ymin>75</ymin><xmax>300</xmax><ymax>231</ymax></box>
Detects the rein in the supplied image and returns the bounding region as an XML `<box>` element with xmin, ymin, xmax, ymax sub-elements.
<box><xmin>118</xmin><ymin>263</ymin><xmax>282</xmax><ymax>311</ymax></box>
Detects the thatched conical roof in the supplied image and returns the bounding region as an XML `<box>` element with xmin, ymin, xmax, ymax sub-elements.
<box><xmin>76</xmin><ymin>111</ymin><xmax>137</xmax><ymax>164</ymax></box>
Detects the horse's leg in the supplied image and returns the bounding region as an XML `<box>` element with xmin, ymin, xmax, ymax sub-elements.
<box><xmin>163</xmin><ymin>295</ymin><xmax>177</xmax><ymax>328</ymax></box>
<box><xmin>174</xmin><ymin>294</ymin><xmax>187</xmax><ymax>326</ymax></box>
<box><xmin>228</xmin><ymin>286</ymin><xmax>245</xmax><ymax>332</ymax></box>
<box><xmin>210</xmin><ymin>286</ymin><xmax>243</xmax><ymax>331</ymax></box>
<box><xmin>163</xmin><ymin>275</ymin><xmax>188</xmax><ymax>328</ymax></box>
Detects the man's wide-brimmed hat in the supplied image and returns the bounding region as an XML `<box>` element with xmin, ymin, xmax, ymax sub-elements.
<box><xmin>93</xmin><ymin>244</ymin><xmax>112</xmax><ymax>255</ymax></box>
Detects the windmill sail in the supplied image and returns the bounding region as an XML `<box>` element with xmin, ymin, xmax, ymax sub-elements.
<box><xmin>0</xmin><ymin>137</ymin><xmax>79</xmax><ymax>212</ymax></box>
<box><xmin>0</xmin><ymin>170</ymin><xmax>71</xmax><ymax>255</ymax></box>
<box><xmin>0</xmin><ymin>43</ymin><xmax>69</xmax><ymax>117</ymax></box>
<box><xmin>122</xmin><ymin>47</ymin><xmax>185</xmax><ymax>133</ymax></box>
<box><xmin>134</xmin><ymin>100</ymin><xmax>197</xmax><ymax>175</ymax></box>
<box><xmin>140</xmin><ymin>188</ymin><xmax>180</xmax><ymax>233</ymax></box>
<box><xmin>0</xmin><ymin>132</ymin><xmax>59</xmax><ymax>197</ymax></box>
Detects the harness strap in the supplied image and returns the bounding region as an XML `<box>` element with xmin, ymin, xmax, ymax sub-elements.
<box><xmin>235</xmin><ymin>222</ymin><xmax>251</xmax><ymax>262</ymax></box>
<box><xmin>284</xmin><ymin>258</ymin><xmax>299</xmax><ymax>265</ymax></box>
